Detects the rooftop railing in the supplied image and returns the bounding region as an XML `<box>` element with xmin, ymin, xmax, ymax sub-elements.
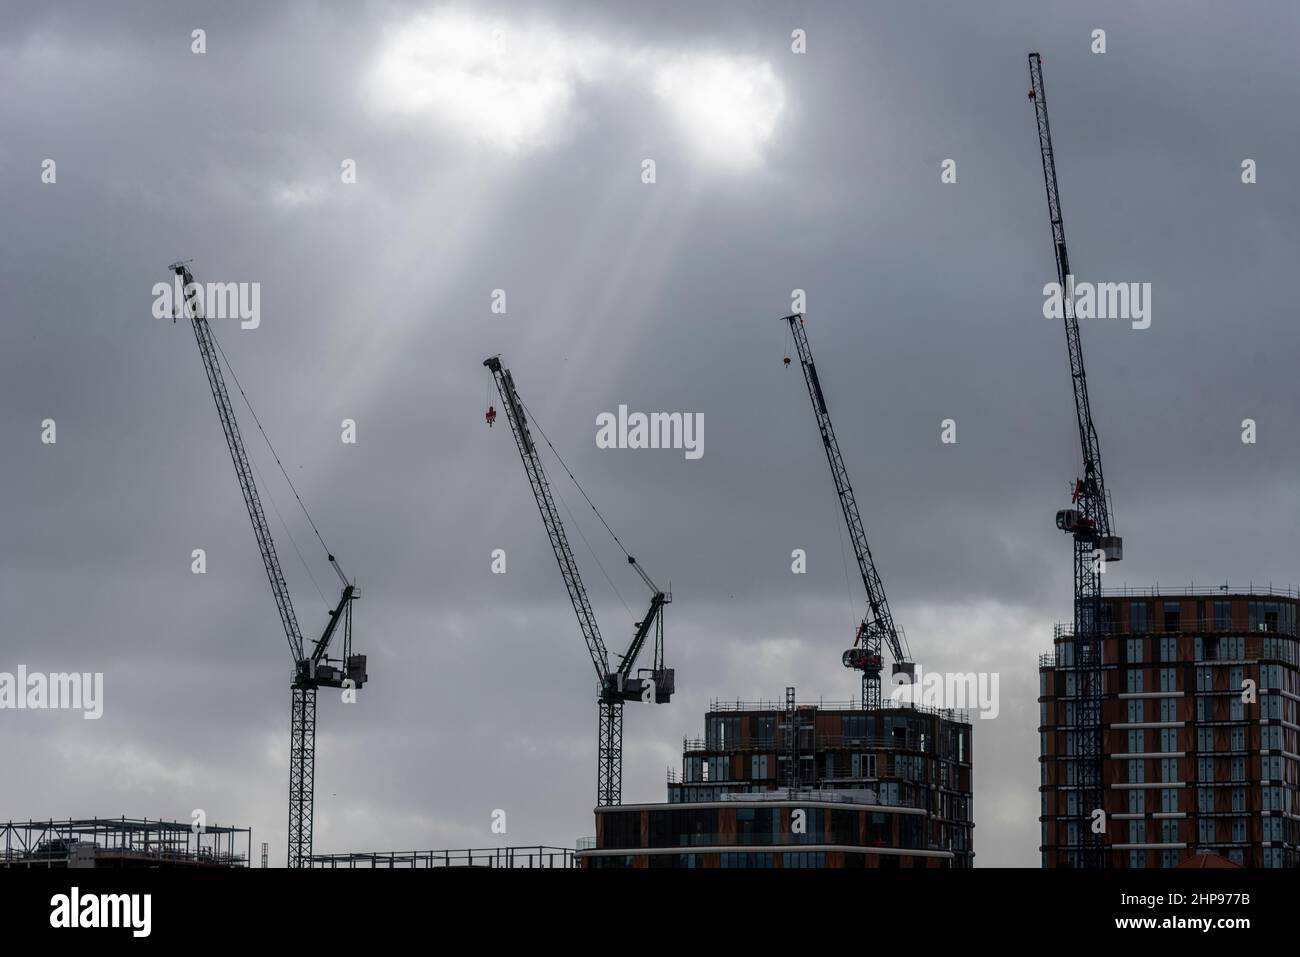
<box><xmin>1053</xmin><ymin>620</ymin><xmax>1296</xmax><ymax>640</ymax></box>
<box><xmin>309</xmin><ymin>846</ymin><xmax>576</xmax><ymax>868</ymax></box>
<box><xmin>706</xmin><ymin>699</ymin><xmax>967</xmax><ymax>721</ymax></box>
<box><xmin>1100</xmin><ymin>583</ymin><xmax>1300</xmax><ymax>599</ymax></box>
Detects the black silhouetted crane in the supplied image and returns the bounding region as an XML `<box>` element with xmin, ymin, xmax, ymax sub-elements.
<box><xmin>171</xmin><ymin>261</ymin><xmax>366</xmax><ymax>868</ymax></box>
<box><xmin>1028</xmin><ymin>53</ymin><xmax>1123</xmax><ymax>869</ymax></box>
<box><xmin>782</xmin><ymin>314</ymin><xmax>914</xmax><ymax>709</ymax></box>
<box><xmin>485</xmin><ymin>355</ymin><xmax>672</xmax><ymax>806</ymax></box>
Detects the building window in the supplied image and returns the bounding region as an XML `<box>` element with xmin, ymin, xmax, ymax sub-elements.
<box><xmin>1130</xmin><ymin>602</ymin><xmax>1149</xmax><ymax>632</ymax></box>
<box><xmin>1213</xmin><ymin>600</ymin><xmax>1231</xmax><ymax>631</ymax></box>
<box><xmin>1249</xmin><ymin>601</ymin><xmax>1281</xmax><ymax>634</ymax></box>
<box><xmin>1163</xmin><ymin>602</ymin><xmax>1181</xmax><ymax>632</ymax></box>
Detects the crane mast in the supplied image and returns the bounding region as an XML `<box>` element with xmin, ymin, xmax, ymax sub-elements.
<box><xmin>1028</xmin><ymin>53</ymin><xmax>1123</xmax><ymax>869</ymax></box>
<box><xmin>485</xmin><ymin>356</ymin><xmax>671</xmax><ymax>806</ymax></box>
<box><xmin>173</xmin><ymin>262</ymin><xmax>365</xmax><ymax>868</ymax></box>
<box><xmin>782</xmin><ymin>314</ymin><xmax>914</xmax><ymax>709</ymax></box>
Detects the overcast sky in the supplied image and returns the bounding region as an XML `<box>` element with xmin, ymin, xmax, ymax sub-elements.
<box><xmin>2</xmin><ymin>0</ymin><xmax>1298</xmax><ymax>868</ymax></box>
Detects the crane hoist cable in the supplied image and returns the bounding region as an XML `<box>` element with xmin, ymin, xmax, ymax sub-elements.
<box><xmin>832</xmin><ymin>494</ymin><xmax>858</xmax><ymax>633</ymax></box>
<box><xmin>519</xmin><ymin>397</ymin><xmax>634</xmax><ymax>561</ymax></box>
<box><xmin>209</xmin><ymin>329</ymin><xmax>348</xmax><ymax>588</ymax></box>
<box><xmin>516</xmin><ymin>396</ymin><xmax>659</xmax><ymax>600</ymax></box>
<box><xmin>553</xmin><ymin>470</ymin><xmax>636</xmax><ymax>623</ymax></box>
<box><xmin>247</xmin><ymin>442</ymin><xmax>329</xmax><ymax>606</ymax></box>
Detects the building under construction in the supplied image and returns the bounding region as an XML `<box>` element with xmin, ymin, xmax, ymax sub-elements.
<box><xmin>577</xmin><ymin>690</ymin><xmax>973</xmax><ymax>868</ymax></box>
<box><xmin>575</xmin><ymin>303</ymin><xmax>976</xmax><ymax>868</ymax></box>
<box><xmin>1039</xmin><ymin>588</ymin><xmax>1300</xmax><ymax>868</ymax></box>
<box><xmin>1</xmin><ymin>817</ymin><xmax>251</xmax><ymax>868</ymax></box>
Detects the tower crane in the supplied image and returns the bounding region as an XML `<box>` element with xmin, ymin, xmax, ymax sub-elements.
<box><xmin>782</xmin><ymin>314</ymin><xmax>914</xmax><ymax>709</ymax></box>
<box><xmin>171</xmin><ymin>261</ymin><xmax>367</xmax><ymax>868</ymax></box>
<box><xmin>1027</xmin><ymin>53</ymin><xmax>1123</xmax><ymax>868</ymax></box>
<box><xmin>484</xmin><ymin>355</ymin><xmax>672</xmax><ymax>806</ymax></box>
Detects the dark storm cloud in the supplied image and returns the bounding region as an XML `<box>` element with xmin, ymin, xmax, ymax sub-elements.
<box><xmin>2</xmin><ymin>0</ymin><xmax>1297</xmax><ymax>866</ymax></box>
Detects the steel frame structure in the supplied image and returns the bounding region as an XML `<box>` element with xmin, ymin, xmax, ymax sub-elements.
<box><xmin>2</xmin><ymin>817</ymin><xmax>251</xmax><ymax>868</ymax></box>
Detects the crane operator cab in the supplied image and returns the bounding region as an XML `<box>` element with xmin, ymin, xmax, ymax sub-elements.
<box><xmin>841</xmin><ymin>647</ymin><xmax>881</xmax><ymax>672</ymax></box>
<box><xmin>843</xmin><ymin>621</ymin><xmax>883</xmax><ymax>673</ymax></box>
<box><xmin>1055</xmin><ymin>509</ymin><xmax>1123</xmax><ymax>562</ymax></box>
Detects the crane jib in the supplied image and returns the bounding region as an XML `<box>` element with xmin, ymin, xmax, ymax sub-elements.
<box><xmin>780</xmin><ymin>311</ymin><xmax>913</xmax><ymax>707</ymax></box>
